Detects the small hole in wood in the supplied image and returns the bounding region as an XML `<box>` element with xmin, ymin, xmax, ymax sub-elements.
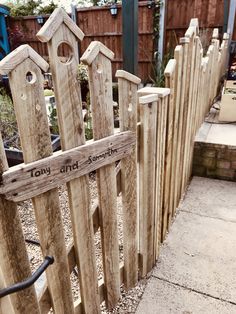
<box><xmin>232</xmin><ymin>97</ymin><xmax>236</xmax><ymax>100</ymax></box>
<box><xmin>128</xmin><ymin>103</ymin><xmax>132</xmax><ymax>112</ymax></box>
<box><xmin>21</xmin><ymin>93</ymin><xmax>27</xmax><ymax>100</ymax></box>
<box><xmin>96</xmin><ymin>63</ymin><xmax>103</xmax><ymax>74</ymax></box>
<box><xmin>57</xmin><ymin>42</ymin><xmax>74</xmax><ymax>64</ymax></box>
<box><xmin>26</xmin><ymin>71</ymin><xmax>37</xmax><ymax>84</ymax></box>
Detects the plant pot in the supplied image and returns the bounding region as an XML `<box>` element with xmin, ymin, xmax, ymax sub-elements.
<box><xmin>4</xmin><ymin>134</ymin><xmax>60</xmax><ymax>167</ymax></box>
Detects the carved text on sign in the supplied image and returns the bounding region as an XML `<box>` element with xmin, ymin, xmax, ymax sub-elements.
<box><xmin>0</xmin><ymin>131</ymin><xmax>136</xmax><ymax>202</ymax></box>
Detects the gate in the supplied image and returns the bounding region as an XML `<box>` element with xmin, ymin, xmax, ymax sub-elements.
<box><xmin>0</xmin><ymin>8</ymin><xmax>139</xmax><ymax>314</ymax></box>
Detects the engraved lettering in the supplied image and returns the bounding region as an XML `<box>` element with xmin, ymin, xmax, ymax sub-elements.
<box><xmin>27</xmin><ymin>167</ymin><xmax>51</xmax><ymax>178</ymax></box>
<box><xmin>87</xmin><ymin>148</ymin><xmax>118</xmax><ymax>164</ymax></box>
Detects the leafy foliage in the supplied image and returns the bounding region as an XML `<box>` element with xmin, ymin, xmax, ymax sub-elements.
<box><xmin>7</xmin><ymin>0</ymin><xmax>57</xmax><ymax>17</ymax></box>
<box><xmin>0</xmin><ymin>87</ymin><xmax>20</xmax><ymax>149</ymax></box>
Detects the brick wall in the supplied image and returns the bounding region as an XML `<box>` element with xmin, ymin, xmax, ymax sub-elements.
<box><xmin>192</xmin><ymin>142</ymin><xmax>236</xmax><ymax>181</ymax></box>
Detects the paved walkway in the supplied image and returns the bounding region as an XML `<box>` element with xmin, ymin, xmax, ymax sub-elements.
<box><xmin>136</xmin><ymin>176</ymin><xmax>236</xmax><ymax>314</ymax></box>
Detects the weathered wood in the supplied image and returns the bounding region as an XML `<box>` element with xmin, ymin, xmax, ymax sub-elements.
<box><xmin>172</xmin><ymin>45</ymin><xmax>184</xmax><ymax>215</ymax></box>
<box><xmin>138</xmin><ymin>94</ymin><xmax>158</xmax><ymax>276</ymax></box>
<box><xmin>0</xmin><ymin>133</ymin><xmax>40</xmax><ymax>314</ymax></box>
<box><xmin>178</xmin><ymin>37</ymin><xmax>190</xmax><ymax>198</ymax></box>
<box><xmin>0</xmin><ymin>267</ymin><xmax>14</xmax><ymax>314</ymax></box>
<box><xmin>38</xmin><ymin>164</ymin><xmax>122</xmax><ymax>313</ymax></box>
<box><xmin>37</xmin><ymin>7</ymin><xmax>84</xmax><ymax>43</ymax></box>
<box><xmin>0</xmin><ymin>132</ymin><xmax>135</xmax><ymax>202</ymax></box>
<box><xmin>74</xmin><ymin>263</ymin><xmax>124</xmax><ymax>314</ymax></box>
<box><xmin>163</xmin><ymin>59</ymin><xmax>176</xmax><ymax>236</ymax></box>
<box><xmin>137</xmin><ymin>87</ymin><xmax>170</xmax><ymax>255</ymax></box>
<box><xmin>82</xmin><ymin>41</ymin><xmax>120</xmax><ymax>309</ymax></box>
<box><xmin>0</xmin><ymin>44</ymin><xmax>48</xmax><ymax>75</ymax></box>
<box><xmin>182</xmin><ymin>27</ymin><xmax>196</xmax><ymax>192</ymax></box>
<box><xmin>81</xmin><ymin>41</ymin><xmax>114</xmax><ymax>65</ymax></box>
<box><xmin>187</xmin><ymin>37</ymin><xmax>202</xmax><ymax>180</ymax></box>
<box><xmin>159</xmin><ymin>96</ymin><xmax>168</xmax><ymax>244</ymax></box>
<box><xmin>8</xmin><ymin>55</ymin><xmax>74</xmax><ymax>312</ymax></box>
<box><xmin>116</xmin><ymin>70</ymin><xmax>139</xmax><ymax>289</ymax></box>
<box><xmin>39</xmin><ymin>13</ymin><xmax>101</xmax><ymax>314</ymax></box>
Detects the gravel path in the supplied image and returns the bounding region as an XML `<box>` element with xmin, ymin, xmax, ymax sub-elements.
<box><xmin>18</xmin><ymin>173</ymin><xmax>147</xmax><ymax>313</ymax></box>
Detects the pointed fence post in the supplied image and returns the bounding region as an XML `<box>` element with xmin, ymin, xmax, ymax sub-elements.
<box><xmin>172</xmin><ymin>45</ymin><xmax>184</xmax><ymax>214</ymax></box>
<box><xmin>0</xmin><ymin>132</ymin><xmax>40</xmax><ymax>314</ymax></box>
<box><xmin>0</xmin><ymin>44</ymin><xmax>74</xmax><ymax>313</ymax></box>
<box><xmin>138</xmin><ymin>94</ymin><xmax>158</xmax><ymax>276</ymax></box>
<box><xmin>162</xmin><ymin>59</ymin><xmax>176</xmax><ymax>237</ymax></box>
<box><xmin>116</xmin><ymin>70</ymin><xmax>140</xmax><ymax>289</ymax></box>
<box><xmin>137</xmin><ymin>87</ymin><xmax>170</xmax><ymax>257</ymax></box>
<box><xmin>37</xmin><ymin>8</ymin><xmax>101</xmax><ymax>314</ymax></box>
<box><xmin>81</xmin><ymin>41</ymin><xmax>120</xmax><ymax>309</ymax></box>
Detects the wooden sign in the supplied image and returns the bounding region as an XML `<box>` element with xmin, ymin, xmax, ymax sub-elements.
<box><xmin>0</xmin><ymin>131</ymin><xmax>135</xmax><ymax>202</ymax></box>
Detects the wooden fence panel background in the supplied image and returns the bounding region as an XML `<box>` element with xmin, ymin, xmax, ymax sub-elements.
<box><xmin>6</xmin><ymin>0</ymin><xmax>236</xmax><ymax>81</ymax></box>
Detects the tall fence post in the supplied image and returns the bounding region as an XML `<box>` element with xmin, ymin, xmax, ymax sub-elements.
<box><xmin>172</xmin><ymin>45</ymin><xmax>183</xmax><ymax>216</ymax></box>
<box><xmin>138</xmin><ymin>94</ymin><xmax>158</xmax><ymax>276</ymax></box>
<box><xmin>162</xmin><ymin>59</ymin><xmax>176</xmax><ymax>237</ymax></box>
<box><xmin>116</xmin><ymin>70</ymin><xmax>140</xmax><ymax>289</ymax></box>
<box><xmin>0</xmin><ymin>132</ymin><xmax>40</xmax><ymax>314</ymax></box>
<box><xmin>0</xmin><ymin>44</ymin><xmax>74</xmax><ymax>313</ymax></box>
<box><xmin>81</xmin><ymin>41</ymin><xmax>120</xmax><ymax>309</ymax></box>
<box><xmin>37</xmin><ymin>8</ymin><xmax>101</xmax><ymax>313</ymax></box>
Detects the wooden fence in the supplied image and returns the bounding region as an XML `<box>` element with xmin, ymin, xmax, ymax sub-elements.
<box><xmin>0</xmin><ymin>8</ymin><xmax>229</xmax><ymax>314</ymax></box>
<box><xmin>6</xmin><ymin>0</ymin><xmax>235</xmax><ymax>82</ymax></box>
<box><xmin>7</xmin><ymin>2</ymin><xmax>154</xmax><ymax>81</ymax></box>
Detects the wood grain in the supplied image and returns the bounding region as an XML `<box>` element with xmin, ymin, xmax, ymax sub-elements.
<box><xmin>37</xmin><ymin>7</ymin><xmax>84</xmax><ymax>43</ymax></box>
<box><xmin>9</xmin><ymin>57</ymin><xmax>74</xmax><ymax>313</ymax></box>
<box><xmin>0</xmin><ymin>132</ymin><xmax>135</xmax><ymax>202</ymax></box>
<box><xmin>172</xmin><ymin>45</ymin><xmax>184</xmax><ymax>216</ymax></box>
<box><xmin>45</xmin><ymin>21</ymin><xmax>100</xmax><ymax>313</ymax></box>
<box><xmin>116</xmin><ymin>70</ymin><xmax>139</xmax><ymax>289</ymax></box>
<box><xmin>0</xmin><ymin>133</ymin><xmax>40</xmax><ymax>314</ymax></box>
<box><xmin>162</xmin><ymin>59</ymin><xmax>176</xmax><ymax>236</ymax></box>
<box><xmin>0</xmin><ymin>44</ymin><xmax>48</xmax><ymax>75</ymax></box>
<box><xmin>138</xmin><ymin>94</ymin><xmax>158</xmax><ymax>276</ymax></box>
<box><xmin>84</xmin><ymin>44</ymin><xmax>120</xmax><ymax>309</ymax></box>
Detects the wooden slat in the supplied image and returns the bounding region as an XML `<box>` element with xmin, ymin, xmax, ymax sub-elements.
<box><xmin>0</xmin><ymin>132</ymin><xmax>135</xmax><ymax>202</ymax></box>
<box><xmin>116</xmin><ymin>70</ymin><xmax>139</xmax><ymax>289</ymax></box>
<box><xmin>137</xmin><ymin>87</ymin><xmax>170</xmax><ymax>256</ymax></box>
<box><xmin>74</xmin><ymin>263</ymin><xmax>124</xmax><ymax>314</ymax></box>
<box><xmin>171</xmin><ymin>45</ymin><xmax>183</xmax><ymax>219</ymax></box>
<box><xmin>181</xmin><ymin>29</ymin><xmax>196</xmax><ymax>192</ymax></box>
<box><xmin>44</xmin><ymin>20</ymin><xmax>100</xmax><ymax>313</ymax></box>
<box><xmin>38</xmin><ymin>165</ymin><xmax>122</xmax><ymax>313</ymax></box>
<box><xmin>8</xmin><ymin>57</ymin><xmax>74</xmax><ymax>313</ymax></box>
<box><xmin>162</xmin><ymin>59</ymin><xmax>176</xmax><ymax>238</ymax></box>
<box><xmin>188</xmin><ymin>37</ymin><xmax>203</xmax><ymax>179</ymax></box>
<box><xmin>177</xmin><ymin>37</ymin><xmax>189</xmax><ymax>202</ymax></box>
<box><xmin>159</xmin><ymin>96</ymin><xmax>168</xmax><ymax>243</ymax></box>
<box><xmin>0</xmin><ymin>267</ymin><xmax>14</xmax><ymax>314</ymax></box>
<box><xmin>82</xmin><ymin>42</ymin><xmax>120</xmax><ymax>309</ymax></box>
<box><xmin>0</xmin><ymin>133</ymin><xmax>40</xmax><ymax>314</ymax></box>
<box><xmin>138</xmin><ymin>94</ymin><xmax>158</xmax><ymax>276</ymax></box>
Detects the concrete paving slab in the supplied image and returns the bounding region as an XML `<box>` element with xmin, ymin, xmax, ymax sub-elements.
<box><xmin>153</xmin><ymin>211</ymin><xmax>236</xmax><ymax>303</ymax></box>
<box><xmin>206</xmin><ymin>124</ymin><xmax>236</xmax><ymax>146</ymax></box>
<box><xmin>136</xmin><ymin>277</ymin><xmax>236</xmax><ymax>314</ymax></box>
<box><xmin>195</xmin><ymin>108</ymin><xmax>236</xmax><ymax>146</ymax></box>
<box><xmin>180</xmin><ymin>177</ymin><xmax>236</xmax><ymax>221</ymax></box>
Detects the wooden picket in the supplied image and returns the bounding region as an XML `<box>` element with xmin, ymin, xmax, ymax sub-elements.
<box><xmin>116</xmin><ymin>70</ymin><xmax>140</xmax><ymax>289</ymax></box>
<box><xmin>0</xmin><ymin>10</ymin><xmax>230</xmax><ymax>314</ymax></box>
